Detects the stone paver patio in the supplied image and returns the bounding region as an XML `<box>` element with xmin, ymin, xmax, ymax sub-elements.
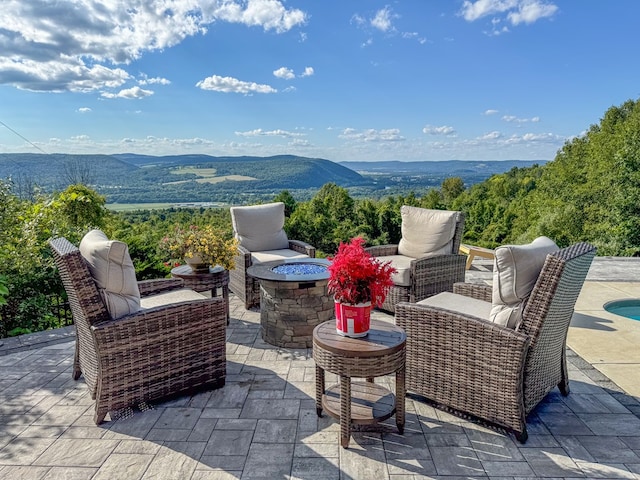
<box><xmin>1</xmin><ymin>258</ymin><xmax>640</xmax><ymax>479</ymax></box>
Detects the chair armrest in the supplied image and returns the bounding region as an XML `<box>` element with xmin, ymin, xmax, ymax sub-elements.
<box><xmin>234</xmin><ymin>244</ymin><xmax>252</xmax><ymax>268</ymax></box>
<box><xmin>453</xmin><ymin>282</ymin><xmax>492</xmax><ymax>302</ymax></box>
<box><xmin>395</xmin><ymin>301</ymin><xmax>531</xmax><ymax>422</ymax></box>
<box><xmin>409</xmin><ymin>254</ymin><xmax>467</xmax><ymax>298</ymax></box>
<box><xmin>137</xmin><ymin>278</ymin><xmax>185</xmax><ymax>297</ymax></box>
<box><xmin>289</xmin><ymin>240</ymin><xmax>316</xmax><ymax>258</ymax></box>
<box><xmin>365</xmin><ymin>244</ymin><xmax>399</xmax><ymax>257</ymax></box>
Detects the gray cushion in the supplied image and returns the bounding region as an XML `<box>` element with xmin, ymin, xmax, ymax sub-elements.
<box><xmin>231</xmin><ymin>202</ymin><xmax>289</xmax><ymax>252</ymax></box>
<box><xmin>398</xmin><ymin>206</ymin><xmax>458</xmax><ymax>258</ymax></box>
<box><xmin>251</xmin><ymin>249</ymin><xmax>309</xmax><ymax>264</ymax></box>
<box><xmin>140</xmin><ymin>288</ymin><xmax>205</xmax><ymax>309</ymax></box>
<box><xmin>79</xmin><ymin>229</ymin><xmax>141</xmax><ymax>319</ymax></box>
<box><xmin>373</xmin><ymin>254</ymin><xmax>412</xmax><ymax>286</ymax></box>
<box><xmin>490</xmin><ymin>236</ymin><xmax>559</xmax><ymax>328</ymax></box>
<box><xmin>418</xmin><ymin>291</ymin><xmax>492</xmax><ymax>320</ymax></box>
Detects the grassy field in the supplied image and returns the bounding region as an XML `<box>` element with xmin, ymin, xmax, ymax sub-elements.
<box><xmin>106</xmin><ymin>202</ymin><xmax>228</xmax><ymax>211</ymax></box>
<box><xmin>167</xmin><ymin>166</ymin><xmax>257</xmax><ymax>185</ymax></box>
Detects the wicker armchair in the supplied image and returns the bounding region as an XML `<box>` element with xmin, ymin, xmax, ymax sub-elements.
<box><xmin>395</xmin><ymin>242</ymin><xmax>596</xmax><ymax>442</ymax></box>
<box><xmin>230</xmin><ymin>202</ymin><xmax>315</xmax><ymax>309</ymax></box>
<box><xmin>366</xmin><ymin>207</ymin><xmax>466</xmax><ymax>313</ymax></box>
<box><xmin>49</xmin><ymin>236</ymin><xmax>227</xmax><ymax>424</ymax></box>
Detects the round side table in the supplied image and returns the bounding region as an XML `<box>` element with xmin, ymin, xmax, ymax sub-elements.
<box><xmin>313</xmin><ymin>319</ymin><xmax>406</xmax><ymax>448</ymax></box>
<box><xmin>171</xmin><ymin>265</ymin><xmax>230</xmax><ymax>324</ymax></box>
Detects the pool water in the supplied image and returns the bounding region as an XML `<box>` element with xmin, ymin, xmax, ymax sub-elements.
<box><xmin>604</xmin><ymin>299</ymin><xmax>640</xmax><ymax>321</ymax></box>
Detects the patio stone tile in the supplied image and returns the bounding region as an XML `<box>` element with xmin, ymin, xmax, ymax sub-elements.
<box><xmin>425</xmin><ymin>432</ymin><xmax>472</xmax><ymax>447</ymax></box>
<box><xmin>33</xmin><ymin>438</ymin><xmax>119</xmax><ymax>467</ymax></box>
<box><xmin>200</xmin><ymin>408</ymin><xmax>242</xmax><ymax>419</ymax></box>
<box><xmin>519</xmin><ymin>448</ymin><xmax>584</xmax><ymax>477</ymax></box>
<box><xmin>33</xmin><ymin>405</ymin><xmax>88</xmax><ymax>426</ymax></box>
<box><xmin>191</xmin><ymin>470</ymin><xmax>244</xmax><ymax>480</ymax></box>
<box><xmin>204</xmin><ymin>430</ymin><xmax>254</xmax><ymax>456</ymax></box>
<box><xmin>0</xmin><ymin>437</ymin><xmax>56</xmax><ymax>465</ymax></box>
<box><xmin>284</xmin><ymin>380</ymin><xmax>315</xmax><ymax>399</ymax></box>
<box><xmin>145</xmin><ymin>427</ymin><xmax>192</xmax><ymax>442</ymax></box>
<box><xmin>214</xmin><ymin>418</ymin><xmax>257</xmax><ymax>430</ymax></box>
<box><xmin>205</xmin><ymin>383</ymin><xmax>250</xmax><ymax>409</ymax></box>
<box><xmin>17</xmin><ymin>425</ymin><xmax>66</xmax><ymax>438</ymax></box>
<box><xmin>187</xmin><ymin>418</ymin><xmax>218</xmax><ymax>442</ymax></box>
<box><xmin>554</xmin><ymin>435</ymin><xmax>595</xmax><ymax>462</ymax></box>
<box><xmin>42</xmin><ymin>466</ymin><xmax>98</xmax><ymax>480</ymax></box>
<box><xmin>239</xmin><ymin>398</ymin><xmax>300</xmax><ymax>419</ymax></box>
<box><xmin>103</xmin><ymin>409</ymin><xmax>162</xmax><ymax>439</ymax></box>
<box><xmin>140</xmin><ymin>445</ymin><xmax>199</xmax><ymax>480</ymax></box>
<box><xmin>153</xmin><ymin>407</ymin><xmax>201</xmax><ymax>430</ymax></box>
<box><xmin>338</xmin><ymin>442</ymin><xmax>388</xmax><ymax>479</ymax></box>
<box><xmin>481</xmin><ymin>460</ymin><xmax>535</xmax><ymax>476</ymax></box>
<box><xmin>247</xmin><ymin>374</ymin><xmax>287</xmax><ymax>391</ymax></box>
<box><xmin>241</xmin><ymin>442</ymin><xmax>294</xmax><ymax>479</ymax></box>
<box><xmin>537</xmin><ymin>412</ymin><xmax>593</xmax><ymax>436</ymax></box>
<box><xmin>294</xmin><ymin>441</ymin><xmax>340</xmax><ymax>459</ymax></box>
<box><xmin>252</xmin><ymin>418</ymin><xmax>297</xmax><ymax>443</ymax></box>
<box><xmin>0</xmin><ymin>465</ymin><xmax>50</xmax><ymax>479</ymax></box>
<box><xmin>574</xmin><ymin>435</ymin><xmax>640</xmax><ymax>463</ymax></box>
<box><xmin>466</xmin><ymin>430</ymin><xmax>524</xmax><ymax>462</ymax></box>
<box><xmin>429</xmin><ymin>446</ymin><xmax>484</xmax><ymax>476</ymax></box>
<box><xmin>198</xmin><ymin>455</ymin><xmax>247</xmax><ymax>471</ymax></box>
<box><xmin>291</xmin><ymin>456</ymin><xmax>340</xmax><ymax>479</ymax></box>
<box><xmin>60</xmin><ymin>426</ymin><xmax>108</xmax><ymax>439</ymax></box>
<box><xmin>91</xmin><ymin>453</ymin><xmax>153</xmax><ymax>480</ymax></box>
<box><xmin>575</xmin><ymin>461</ymin><xmax>637</xmax><ymax>479</ymax></box>
<box><xmin>114</xmin><ymin>440</ymin><xmax>162</xmax><ymax>455</ymax></box>
<box><xmin>578</xmin><ymin>413</ymin><xmax>640</xmax><ymax>436</ymax></box>
<box><xmin>517</xmin><ymin>434</ymin><xmax>560</xmax><ymax>449</ymax></box>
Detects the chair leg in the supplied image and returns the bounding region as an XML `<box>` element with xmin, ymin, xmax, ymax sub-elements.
<box><xmin>94</xmin><ymin>407</ymin><xmax>108</xmax><ymax>425</ymax></box>
<box><xmin>515</xmin><ymin>426</ymin><xmax>528</xmax><ymax>444</ymax></box>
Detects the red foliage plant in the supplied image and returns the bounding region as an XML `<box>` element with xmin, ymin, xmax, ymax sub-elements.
<box><xmin>327</xmin><ymin>237</ymin><xmax>396</xmax><ymax>307</ymax></box>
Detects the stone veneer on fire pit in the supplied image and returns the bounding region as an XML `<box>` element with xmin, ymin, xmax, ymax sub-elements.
<box><xmin>247</xmin><ymin>258</ymin><xmax>333</xmax><ymax>348</ymax></box>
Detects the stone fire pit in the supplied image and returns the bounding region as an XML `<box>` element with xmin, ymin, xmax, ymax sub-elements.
<box><xmin>247</xmin><ymin>258</ymin><xmax>333</xmax><ymax>348</ymax></box>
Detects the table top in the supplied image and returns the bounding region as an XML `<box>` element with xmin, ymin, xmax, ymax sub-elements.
<box><xmin>313</xmin><ymin>320</ymin><xmax>406</xmax><ymax>358</ymax></box>
<box><xmin>247</xmin><ymin>258</ymin><xmax>330</xmax><ymax>282</ymax></box>
<box><xmin>171</xmin><ymin>265</ymin><xmax>227</xmax><ymax>278</ymax></box>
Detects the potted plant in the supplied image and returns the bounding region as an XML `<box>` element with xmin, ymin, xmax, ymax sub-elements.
<box><xmin>328</xmin><ymin>237</ymin><xmax>396</xmax><ymax>337</ymax></box>
<box><xmin>159</xmin><ymin>225</ymin><xmax>239</xmax><ymax>273</ymax></box>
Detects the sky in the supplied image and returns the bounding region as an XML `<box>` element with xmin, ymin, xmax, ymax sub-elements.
<box><xmin>1</xmin><ymin>1</ymin><xmax>639</xmax><ymax>162</ymax></box>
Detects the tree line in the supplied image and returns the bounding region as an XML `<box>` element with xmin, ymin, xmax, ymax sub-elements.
<box><xmin>1</xmin><ymin>97</ymin><xmax>639</xmax><ymax>337</ymax></box>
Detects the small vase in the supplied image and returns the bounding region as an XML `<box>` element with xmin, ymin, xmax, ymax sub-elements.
<box><xmin>335</xmin><ymin>300</ymin><xmax>372</xmax><ymax>337</ymax></box>
<box><xmin>185</xmin><ymin>255</ymin><xmax>209</xmax><ymax>274</ymax></box>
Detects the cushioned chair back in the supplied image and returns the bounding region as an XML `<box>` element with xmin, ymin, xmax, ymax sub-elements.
<box><xmin>49</xmin><ymin>237</ymin><xmax>109</xmax><ymax>394</ymax></box>
<box><xmin>519</xmin><ymin>242</ymin><xmax>596</xmax><ymax>412</ymax></box>
<box><xmin>230</xmin><ymin>202</ymin><xmax>289</xmax><ymax>252</ymax></box>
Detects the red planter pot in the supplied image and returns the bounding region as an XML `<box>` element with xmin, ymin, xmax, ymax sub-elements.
<box><xmin>335</xmin><ymin>301</ymin><xmax>372</xmax><ymax>337</ymax></box>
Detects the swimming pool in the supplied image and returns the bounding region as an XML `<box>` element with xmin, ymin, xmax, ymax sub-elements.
<box><xmin>603</xmin><ymin>299</ymin><xmax>640</xmax><ymax>321</ymax></box>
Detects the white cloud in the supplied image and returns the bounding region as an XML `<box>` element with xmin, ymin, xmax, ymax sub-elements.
<box><xmin>422</xmin><ymin>125</ymin><xmax>457</xmax><ymax>136</ymax></box>
<box><xmin>196</xmin><ymin>75</ymin><xmax>277</xmax><ymax>94</ymax></box>
<box><xmin>77</xmin><ymin>107</ymin><xmax>91</xmax><ymax>113</ymax></box>
<box><xmin>480</xmin><ymin>130</ymin><xmax>502</xmax><ymax>140</ymax></box>
<box><xmin>273</xmin><ymin>67</ymin><xmax>295</xmax><ymax>80</ymax></box>
<box><xmin>502</xmin><ymin>114</ymin><xmax>540</xmax><ymax>123</ymax></box>
<box><xmin>138</xmin><ymin>76</ymin><xmax>171</xmax><ymax>85</ymax></box>
<box><xmin>339</xmin><ymin>128</ymin><xmax>405</xmax><ymax>142</ymax></box>
<box><xmin>0</xmin><ymin>0</ymin><xmax>307</xmax><ymax>92</ymax></box>
<box><xmin>235</xmin><ymin>128</ymin><xmax>305</xmax><ymax>138</ymax></box>
<box><xmin>371</xmin><ymin>6</ymin><xmax>396</xmax><ymax>32</ymax></box>
<box><xmin>101</xmin><ymin>86</ymin><xmax>154</xmax><ymax>99</ymax></box>
<box><xmin>460</xmin><ymin>0</ymin><xmax>558</xmax><ymax>28</ymax></box>
<box><xmin>484</xmin><ymin>109</ymin><xmax>499</xmax><ymax>115</ymax></box>
<box><xmin>300</xmin><ymin>67</ymin><xmax>314</xmax><ymax>77</ymax></box>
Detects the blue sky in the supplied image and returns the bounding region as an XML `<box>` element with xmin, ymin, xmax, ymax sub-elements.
<box><xmin>1</xmin><ymin>1</ymin><xmax>639</xmax><ymax>162</ymax></box>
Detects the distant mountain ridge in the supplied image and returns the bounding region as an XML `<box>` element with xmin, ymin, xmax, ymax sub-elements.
<box><xmin>0</xmin><ymin>153</ymin><xmax>546</xmax><ymax>204</ymax></box>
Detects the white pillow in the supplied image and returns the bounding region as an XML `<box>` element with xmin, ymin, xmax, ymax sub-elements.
<box><xmin>230</xmin><ymin>202</ymin><xmax>289</xmax><ymax>252</ymax></box>
<box><xmin>397</xmin><ymin>206</ymin><xmax>458</xmax><ymax>258</ymax></box>
<box><xmin>490</xmin><ymin>236</ymin><xmax>559</xmax><ymax>329</ymax></box>
<box><xmin>79</xmin><ymin>229</ymin><xmax>141</xmax><ymax>319</ymax></box>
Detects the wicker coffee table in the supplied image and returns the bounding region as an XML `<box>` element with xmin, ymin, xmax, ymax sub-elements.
<box><xmin>313</xmin><ymin>319</ymin><xmax>406</xmax><ymax>448</ymax></box>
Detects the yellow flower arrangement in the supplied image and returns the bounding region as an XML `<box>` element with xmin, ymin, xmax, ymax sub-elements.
<box><xmin>160</xmin><ymin>225</ymin><xmax>239</xmax><ymax>271</ymax></box>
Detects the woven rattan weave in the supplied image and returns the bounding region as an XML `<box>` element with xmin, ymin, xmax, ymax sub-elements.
<box><xmin>395</xmin><ymin>242</ymin><xmax>596</xmax><ymax>442</ymax></box>
<box><xmin>49</xmin><ymin>237</ymin><xmax>227</xmax><ymax>424</ymax></box>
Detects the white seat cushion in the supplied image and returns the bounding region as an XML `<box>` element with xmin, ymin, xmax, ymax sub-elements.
<box><xmin>418</xmin><ymin>291</ymin><xmax>492</xmax><ymax>320</ymax></box>
<box><xmin>231</xmin><ymin>202</ymin><xmax>289</xmax><ymax>252</ymax></box>
<box><xmin>373</xmin><ymin>254</ymin><xmax>413</xmax><ymax>287</ymax></box>
<box><xmin>251</xmin><ymin>249</ymin><xmax>309</xmax><ymax>264</ymax></box>
<box><xmin>79</xmin><ymin>229</ymin><xmax>141</xmax><ymax>319</ymax></box>
<box><xmin>490</xmin><ymin>236</ymin><xmax>559</xmax><ymax>329</ymax></box>
<box><xmin>140</xmin><ymin>288</ymin><xmax>205</xmax><ymax>309</ymax></box>
<box><xmin>398</xmin><ymin>206</ymin><xmax>458</xmax><ymax>258</ymax></box>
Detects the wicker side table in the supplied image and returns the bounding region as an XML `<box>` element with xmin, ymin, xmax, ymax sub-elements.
<box><xmin>313</xmin><ymin>319</ymin><xmax>406</xmax><ymax>448</ymax></box>
<box><xmin>171</xmin><ymin>265</ymin><xmax>230</xmax><ymax>323</ymax></box>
